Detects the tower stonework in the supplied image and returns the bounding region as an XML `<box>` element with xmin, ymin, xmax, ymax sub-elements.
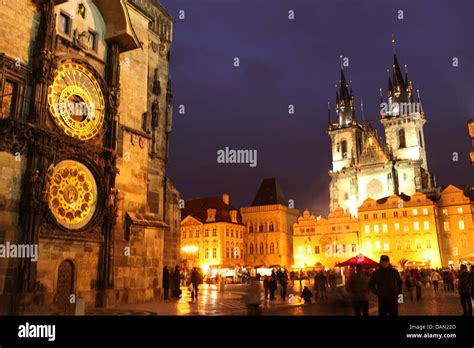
<box><xmin>328</xmin><ymin>49</ymin><xmax>435</xmax><ymax>217</ymax></box>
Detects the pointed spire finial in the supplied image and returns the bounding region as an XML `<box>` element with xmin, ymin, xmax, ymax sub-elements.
<box><xmin>360</xmin><ymin>100</ymin><xmax>365</xmax><ymax>122</ymax></box>
<box><xmin>391</xmin><ymin>35</ymin><xmax>396</xmax><ymax>54</ymax></box>
<box><xmin>404</xmin><ymin>64</ymin><xmax>408</xmax><ymax>74</ymax></box>
<box><xmin>339</xmin><ymin>53</ymin><xmax>344</xmax><ymax>70</ymax></box>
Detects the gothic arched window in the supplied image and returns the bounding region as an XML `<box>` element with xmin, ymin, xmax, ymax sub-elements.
<box><xmin>249</xmin><ymin>223</ymin><xmax>254</xmax><ymax>233</ymax></box>
<box><xmin>341</xmin><ymin>140</ymin><xmax>348</xmax><ymax>159</ymax></box>
<box><xmin>259</xmin><ymin>223</ymin><xmax>264</xmax><ymax>232</ymax></box>
<box><xmin>398</xmin><ymin>128</ymin><xmax>406</xmax><ymax>148</ymax></box>
<box><xmin>259</xmin><ymin>243</ymin><xmax>264</xmax><ymax>254</ymax></box>
<box><xmin>270</xmin><ymin>242</ymin><xmax>275</xmax><ymax>253</ymax></box>
<box><xmin>269</xmin><ymin>222</ymin><xmax>274</xmax><ymax>232</ymax></box>
<box><xmin>249</xmin><ymin>243</ymin><xmax>254</xmax><ymax>255</ymax></box>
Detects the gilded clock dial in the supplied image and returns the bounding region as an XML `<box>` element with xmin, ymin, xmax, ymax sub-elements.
<box><xmin>48</xmin><ymin>63</ymin><xmax>105</xmax><ymax>140</ymax></box>
<box><xmin>48</xmin><ymin>160</ymin><xmax>98</xmax><ymax>230</ymax></box>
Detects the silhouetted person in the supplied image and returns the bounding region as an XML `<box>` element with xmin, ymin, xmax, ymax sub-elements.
<box><xmin>458</xmin><ymin>264</ymin><xmax>472</xmax><ymax>316</ymax></box>
<box><xmin>191</xmin><ymin>267</ymin><xmax>199</xmax><ymax>301</ymax></box>
<box><xmin>162</xmin><ymin>266</ymin><xmax>170</xmax><ymax>300</ymax></box>
<box><xmin>173</xmin><ymin>265</ymin><xmax>181</xmax><ymax>298</ymax></box>
<box><xmin>369</xmin><ymin>255</ymin><xmax>402</xmax><ymax>316</ymax></box>
<box><xmin>301</xmin><ymin>286</ymin><xmax>313</xmax><ymax>304</ymax></box>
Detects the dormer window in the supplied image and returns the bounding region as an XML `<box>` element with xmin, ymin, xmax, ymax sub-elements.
<box><xmin>230</xmin><ymin>210</ymin><xmax>238</xmax><ymax>223</ymax></box>
<box><xmin>206</xmin><ymin>209</ymin><xmax>216</xmax><ymax>222</ymax></box>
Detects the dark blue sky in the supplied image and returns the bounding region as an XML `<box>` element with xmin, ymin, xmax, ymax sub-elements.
<box><xmin>161</xmin><ymin>0</ymin><xmax>474</xmax><ymax>215</ymax></box>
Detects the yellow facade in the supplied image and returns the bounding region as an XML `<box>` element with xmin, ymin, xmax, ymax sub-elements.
<box><xmin>436</xmin><ymin>185</ymin><xmax>474</xmax><ymax>266</ymax></box>
<box><xmin>180</xmin><ymin>216</ymin><xmax>245</xmax><ymax>271</ymax></box>
<box><xmin>241</xmin><ymin>204</ymin><xmax>299</xmax><ymax>268</ymax></box>
<box><xmin>358</xmin><ymin>192</ymin><xmax>442</xmax><ymax>269</ymax></box>
<box><xmin>293</xmin><ymin>208</ymin><xmax>360</xmax><ymax>269</ymax></box>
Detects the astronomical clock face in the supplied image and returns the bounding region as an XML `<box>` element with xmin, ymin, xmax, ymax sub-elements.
<box><xmin>48</xmin><ymin>160</ymin><xmax>98</xmax><ymax>230</ymax></box>
<box><xmin>47</xmin><ymin>63</ymin><xmax>105</xmax><ymax>140</ymax></box>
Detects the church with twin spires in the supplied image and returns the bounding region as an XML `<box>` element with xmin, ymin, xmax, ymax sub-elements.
<box><xmin>327</xmin><ymin>46</ymin><xmax>436</xmax><ymax>216</ymax></box>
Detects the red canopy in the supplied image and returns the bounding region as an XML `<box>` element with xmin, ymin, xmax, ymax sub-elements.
<box><xmin>336</xmin><ymin>254</ymin><xmax>379</xmax><ymax>268</ymax></box>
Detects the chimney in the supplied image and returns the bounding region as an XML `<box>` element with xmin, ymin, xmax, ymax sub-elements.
<box><xmin>222</xmin><ymin>193</ymin><xmax>230</xmax><ymax>205</ymax></box>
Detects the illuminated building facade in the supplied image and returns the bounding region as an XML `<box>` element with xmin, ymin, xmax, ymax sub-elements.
<box><xmin>328</xmin><ymin>48</ymin><xmax>435</xmax><ymax>217</ymax></box>
<box><xmin>241</xmin><ymin>178</ymin><xmax>299</xmax><ymax>268</ymax></box>
<box><xmin>0</xmin><ymin>0</ymin><xmax>179</xmax><ymax>314</ymax></box>
<box><xmin>180</xmin><ymin>194</ymin><xmax>245</xmax><ymax>272</ymax></box>
<box><xmin>293</xmin><ymin>208</ymin><xmax>359</xmax><ymax>269</ymax></box>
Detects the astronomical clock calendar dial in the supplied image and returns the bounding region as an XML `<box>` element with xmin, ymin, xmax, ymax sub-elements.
<box><xmin>48</xmin><ymin>160</ymin><xmax>98</xmax><ymax>230</ymax></box>
<box><xmin>47</xmin><ymin>63</ymin><xmax>105</xmax><ymax>140</ymax></box>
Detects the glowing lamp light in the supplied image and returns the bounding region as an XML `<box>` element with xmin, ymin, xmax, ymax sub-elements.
<box><xmin>181</xmin><ymin>245</ymin><xmax>199</xmax><ymax>253</ymax></box>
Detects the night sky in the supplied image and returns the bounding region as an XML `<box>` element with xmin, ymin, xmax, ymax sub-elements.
<box><xmin>160</xmin><ymin>0</ymin><xmax>474</xmax><ymax>215</ymax></box>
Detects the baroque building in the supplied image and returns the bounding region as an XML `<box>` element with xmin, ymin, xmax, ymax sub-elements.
<box><xmin>241</xmin><ymin>178</ymin><xmax>299</xmax><ymax>268</ymax></box>
<box><xmin>180</xmin><ymin>194</ymin><xmax>245</xmax><ymax>272</ymax></box>
<box><xmin>328</xmin><ymin>48</ymin><xmax>435</xmax><ymax>216</ymax></box>
<box><xmin>0</xmin><ymin>0</ymin><xmax>180</xmax><ymax>314</ymax></box>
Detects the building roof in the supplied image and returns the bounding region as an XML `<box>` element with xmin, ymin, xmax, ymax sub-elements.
<box><xmin>182</xmin><ymin>196</ymin><xmax>242</xmax><ymax>224</ymax></box>
<box><xmin>250</xmin><ymin>177</ymin><xmax>287</xmax><ymax>206</ymax></box>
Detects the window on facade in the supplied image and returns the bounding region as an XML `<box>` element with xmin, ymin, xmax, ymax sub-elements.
<box><xmin>331</xmin><ymin>226</ymin><xmax>336</xmax><ymax>231</ymax></box>
<box><xmin>398</xmin><ymin>128</ymin><xmax>406</xmax><ymax>148</ymax></box>
<box><xmin>364</xmin><ymin>225</ymin><xmax>370</xmax><ymax>234</ymax></box>
<box><xmin>459</xmin><ymin>220</ymin><xmax>465</xmax><ymax>230</ymax></box>
<box><xmin>88</xmin><ymin>31</ymin><xmax>98</xmax><ymax>51</ymax></box>
<box><xmin>457</xmin><ymin>207</ymin><xmax>463</xmax><ymax>214</ymax></box>
<box><xmin>445</xmin><ymin>239</ymin><xmax>451</xmax><ymax>250</ymax></box>
<box><xmin>426</xmin><ymin>239</ymin><xmax>431</xmax><ymax>249</ymax></box>
<box><xmin>396</xmin><ymin>241</ymin><xmax>402</xmax><ymax>250</ymax></box>
<box><xmin>341</xmin><ymin>140</ymin><xmax>348</xmax><ymax>159</ymax></box>
<box><xmin>204</xmin><ymin>229</ymin><xmax>209</xmax><ymax>237</ymax></box>
<box><xmin>265</xmin><ymin>243</ymin><xmax>268</xmax><ymax>254</ymax></box>
<box><xmin>405</xmin><ymin>240</ymin><xmax>411</xmax><ymax>250</ymax></box>
<box><xmin>382</xmin><ymin>213</ymin><xmax>387</xmax><ymax>219</ymax></box>
<box><xmin>226</xmin><ymin>248</ymin><xmax>229</xmax><ymax>258</ymax></box>
<box><xmin>269</xmin><ymin>223</ymin><xmax>274</xmax><ymax>232</ymax></box>
<box><xmin>195</xmin><ymin>230</ymin><xmax>199</xmax><ymax>238</ymax></box>
<box><xmin>351</xmin><ymin>244</ymin><xmax>357</xmax><ymax>252</ymax></box>
<box><xmin>270</xmin><ymin>243</ymin><xmax>274</xmax><ymax>253</ymax></box>
<box><xmin>373</xmin><ymin>213</ymin><xmax>378</xmax><ymax>219</ymax></box>
<box><xmin>205</xmin><ymin>248</ymin><xmax>209</xmax><ymax>259</ymax></box>
<box><xmin>461</xmin><ymin>237</ymin><xmax>467</xmax><ymax>248</ymax></box>
<box><xmin>212</xmin><ymin>228</ymin><xmax>217</xmax><ymax>236</ymax></box>
<box><xmin>230</xmin><ymin>230</ymin><xmax>234</xmax><ymax>238</ymax></box>
<box><xmin>240</xmin><ymin>231</ymin><xmax>242</xmax><ymax>238</ymax></box>
<box><xmin>383</xmin><ymin>242</ymin><xmax>389</xmax><ymax>251</ymax></box>
<box><xmin>423</xmin><ymin>221</ymin><xmax>430</xmax><ymax>231</ymax></box>
<box><xmin>259</xmin><ymin>224</ymin><xmax>263</xmax><ymax>232</ymax></box>
<box><xmin>249</xmin><ymin>243</ymin><xmax>254</xmax><ymax>254</ymax></box>
<box><xmin>365</xmin><ymin>241</ymin><xmax>371</xmax><ymax>251</ymax></box>
<box><xmin>416</xmin><ymin>240</ymin><xmax>421</xmax><ymax>250</ymax></box>
<box><xmin>413</xmin><ymin>222</ymin><xmax>419</xmax><ymax>231</ymax></box>
<box><xmin>297</xmin><ymin>246</ymin><xmax>303</xmax><ymax>254</ymax></box>
<box><xmin>59</xmin><ymin>12</ymin><xmax>71</xmax><ymax>35</ymax></box>
<box><xmin>394</xmin><ymin>211</ymin><xmax>399</xmax><ymax>218</ymax></box>
<box><xmin>375</xmin><ymin>241</ymin><xmax>381</xmax><ymax>251</ymax></box>
<box><xmin>259</xmin><ymin>243</ymin><xmax>264</xmax><ymax>254</ymax></box>
<box><xmin>402</xmin><ymin>210</ymin><xmax>407</xmax><ymax>217</ymax></box>
<box><xmin>315</xmin><ymin>245</ymin><xmax>320</xmax><ymax>254</ymax></box>
<box><xmin>422</xmin><ymin>208</ymin><xmax>428</xmax><ymax>216</ymax></box>
<box><xmin>442</xmin><ymin>209</ymin><xmax>448</xmax><ymax>216</ymax></box>
<box><xmin>403</xmin><ymin>224</ymin><xmax>409</xmax><ymax>232</ymax></box>
<box><xmin>249</xmin><ymin>224</ymin><xmax>254</xmax><ymax>233</ymax></box>
<box><xmin>374</xmin><ymin>225</ymin><xmax>379</xmax><ymax>234</ymax></box>
<box><xmin>306</xmin><ymin>245</ymin><xmax>311</xmax><ymax>255</ymax></box>
<box><xmin>364</xmin><ymin>214</ymin><xmax>368</xmax><ymax>220</ymax></box>
<box><xmin>212</xmin><ymin>248</ymin><xmax>217</xmax><ymax>258</ymax></box>
<box><xmin>443</xmin><ymin>221</ymin><xmax>450</xmax><ymax>231</ymax></box>
<box><xmin>182</xmin><ymin>231</ymin><xmax>186</xmax><ymax>239</ymax></box>
<box><xmin>412</xmin><ymin>209</ymin><xmax>418</xmax><ymax>216</ymax></box>
<box><xmin>394</xmin><ymin>223</ymin><xmax>400</xmax><ymax>231</ymax></box>
<box><xmin>382</xmin><ymin>224</ymin><xmax>388</xmax><ymax>233</ymax></box>
<box><xmin>1</xmin><ymin>80</ymin><xmax>18</xmax><ymax>119</ymax></box>
<box><xmin>226</xmin><ymin>229</ymin><xmax>229</xmax><ymax>237</ymax></box>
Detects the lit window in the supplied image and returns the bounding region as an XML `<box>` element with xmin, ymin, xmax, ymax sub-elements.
<box><xmin>423</xmin><ymin>221</ymin><xmax>430</xmax><ymax>231</ymax></box>
<box><xmin>422</xmin><ymin>208</ymin><xmax>428</xmax><ymax>216</ymax></box>
<box><xmin>459</xmin><ymin>220</ymin><xmax>465</xmax><ymax>230</ymax></box>
<box><xmin>212</xmin><ymin>248</ymin><xmax>217</xmax><ymax>258</ymax></box>
<box><xmin>457</xmin><ymin>207</ymin><xmax>463</xmax><ymax>214</ymax></box>
<box><xmin>375</xmin><ymin>241</ymin><xmax>381</xmax><ymax>251</ymax></box>
<box><xmin>365</xmin><ymin>241</ymin><xmax>371</xmax><ymax>251</ymax></box>
<box><xmin>403</xmin><ymin>224</ymin><xmax>409</xmax><ymax>232</ymax></box>
<box><xmin>212</xmin><ymin>228</ymin><xmax>217</xmax><ymax>236</ymax></box>
<box><xmin>205</xmin><ymin>248</ymin><xmax>209</xmax><ymax>258</ymax></box>
<box><xmin>412</xmin><ymin>209</ymin><xmax>418</xmax><ymax>216</ymax></box>
<box><xmin>364</xmin><ymin>225</ymin><xmax>370</xmax><ymax>234</ymax></box>
<box><xmin>204</xmin><ymin>229</ymin><xmax>209</xmax><ymax>237</ymax></box>
<box><xmin>405</xmin><ymin>240</ymin><xmax>411</xmax><ymax>250</ymax></box>
<box><xmin>396</xmin><ymin>241</ymin><xmax>402</xmax><ymax>250</ymax></box>
<box><xmin>383</xmin><ymin>242</ymin><xmax>389</xmax><ymax>251</ymax></box>
<box><xmin>382</xmin><ymin>213</ymin><xmax>387</xmax><ymax>219</ymax></box>
<box><xmin>374</xmin><ymin>225</ymin><xmax>379</xmax><ymax>234</ymax></box>
<box><xmin>315</xmin><ymin>245</ymin><xmax>320</xmax><ymax>254</ymax></box>
<box><xmin>394</xmin><ymin>223</ymin><xmax>400</xmax><ymax>231</ymax></box>
<box><xmin>351</xmin><ymin>244</ymin><xmax>357</xmax><ymax>252</ymax></box>
<box><xmin>373</xmin><ymin>213</ymin><xmax>378</xmax><ymax>219</ymax></box>
<box><xmin>416</xmin><ymin>240</ymin><xmax>421</xmax><ymax>250</ymax></box>
<box><xmin>442</xmin><ymin>209</ymin><xmax>448</xmax><ymax>216</ymax></box>
<box><xmin>413</xmin><ymin>221</ymin><xmax>419</xmax><ymax>231</ymax></box>
<box><xmin>59</xmin><ymin>12</ymin><xmax>71</xmax><ymax>35</ymax></box>
<box><xmin>1</xmin><ymin>80</ymin><xmax>18</xmax><ymax>119</ymax></box>
<box><xmin>306</xmin><ymin>245</ymin><xmax>311</xmax><ymax>255</ymax></box>
<box><xmin>382</xmin><ymin>224</ymin><xmax>388</xmax><ymax>233</ymax></box>
<box><xmin>394</xmin><ymin>211</ymin><xmax>399</xmax><ymax>218</ymax></box>
<box><xmin>443</xmin><ymin>221</ymin><xmax>450</xmax><ymax>231</ymax></box>
<box><xmin>426</xmin><ymin>239</ymin><xmax>431</xmax><ymax>249</ymax></box>
<box><xmin>297</xmin><ymin>246</ymin><xmax>303</xmax><ymax>254</ymax></box>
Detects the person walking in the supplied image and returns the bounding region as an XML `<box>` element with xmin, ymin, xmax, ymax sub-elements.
<box><xmin>290</xmin><ymin>271</ymin><xmax>295</xmax><ymax>287</ymax></box>
<box><xmin>369</xmin><ymin>255</ymin><xmax>402</xmax><ymax>316</ymax></box>
<box><xmin>430</xmin><ymin>269</ymin><xmax>441</xmax><ymax>294</ymax></box>
<box><xmin>412</xmin><ymin>269</ymin><xmax>422</xmax><ymax>300</ymax></box>
<box><xmin>246</xmin><ymin>277</ymin><xmax>262</xmax><ymax>315</ymax></box>
<box><xmin>315</xmin><ymin>271</ymin><xmax>328</xmax><ymax>300</ymax></box>
<box><xmin>162</xmin><ymin>266</ymin><xmax>170</xmax><ymax>300</ymax></box>
<box><xmin>279</xmin><ymin>269</ymin><xmax>289</xmax><ymax>301</ymax></box>
<box><xmin>173</xmin><ymin>265</ymin><xmax>181</xmax><ymax>298</ymax></box>
<box><xmin>470</xmin><ymin>266</ymin><xmax>474</xmax><ymax>300</ymax></box>
<box><xmin>191</xmin><ymin>267</ymin><xmax>199</xmax><ymax>301</ymax></box>
<box><xmin>346</xmin><ymin>265</ymin><xmax>370</xmax><ymax>316</ymax></box>
<box><xmin>269</xmin><ymin>270</ymin><xmax>277</xmax><ymax>300</ymax></box>
<box><xmin>457</xmin><ymin>264</ymin><xmax>472</xmax><ymax>316</ymax></box>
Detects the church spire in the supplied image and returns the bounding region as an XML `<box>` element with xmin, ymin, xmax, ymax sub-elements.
<box><xmin>335</xmin><ymin>54</ymin><xmax>356</xmax><ymax>128</ymax></box>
